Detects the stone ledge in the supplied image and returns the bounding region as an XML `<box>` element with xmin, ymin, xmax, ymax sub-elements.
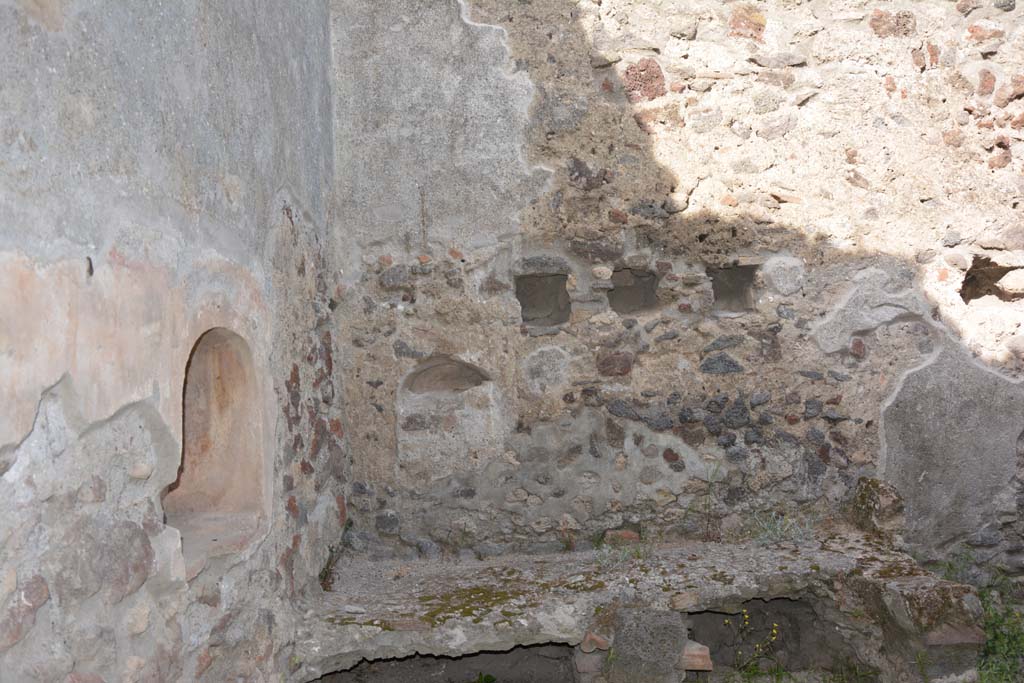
<box><xmin>291</xmin><ymin>527</ymin><xmax>982</xmax><ymax>681</ymax></box>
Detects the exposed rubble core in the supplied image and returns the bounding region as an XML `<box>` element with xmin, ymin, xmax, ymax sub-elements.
<box><xmin>3</xmin><ymin>0</ymin><xmax>1024</xmax><ymax>680</ymax></box>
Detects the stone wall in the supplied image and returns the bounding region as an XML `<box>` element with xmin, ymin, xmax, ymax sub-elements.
<box><xmin>2</xmin><ymin>0</ymin><xmax>1024</xmax><ymax>680</ymax></box>
<box><xmin>332</xmin><ymin>0</ymin><xmax>1024</xmax><ymax>574</ymax></box>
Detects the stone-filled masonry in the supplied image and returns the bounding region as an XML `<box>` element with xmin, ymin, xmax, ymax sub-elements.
<box><xmin>2</xmin><ymin>0</ymin><xmax>1024</xmax><ymax>680</ymax></box>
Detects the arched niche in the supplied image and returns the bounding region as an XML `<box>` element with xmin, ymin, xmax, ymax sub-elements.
<box><xmin>162</xmin><ymin>328</ymin><xmax>264</xmax><ymax>575</ymax></box>
<box><xmin>395</xmin><ymin>355</ymin><xmax>508</xmax><ymax>484</ymax></box>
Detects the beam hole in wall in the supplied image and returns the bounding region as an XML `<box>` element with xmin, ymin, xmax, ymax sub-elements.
<box><xmin>162</xmin><ymin>327</ymin><xmax>263</xmax><ymax>577</ymax></box>
<box><xmin>709</xmin><ymin>265</ymin><xmax>758</xmax><ymax>314</ymax></box>
<box><xmin>404</xmin><ymin>355</ymin><xmax>490</xmax><ymax>394</ymax></box>
<box><xmin>607</xmin><ymin>268</ymin><xmax>659</xmax><ymax>314</ymax></box>
<box><xmin>313</xmin><ymin>644</ymin><xmax>575</xmax><ymax>682</ymax></box>
<box><xmin>960</xmin><ymin>256</ymin><xmax>1022</xmax><ymax>303</ymax></box>
<box><xmin>515</xmin><ymin>273</ymin><xmax>571</xmax><ymax>326</ymax></box>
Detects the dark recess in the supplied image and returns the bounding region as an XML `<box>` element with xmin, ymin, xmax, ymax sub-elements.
<box><xmin>608</xmin><ymin>268</ymin><xmax>659</xmax><ymax>314</ymax></box>
<box><xmin>515</xmin><ymin>273</ymin><xmax>571</xmax><ymax>326</ymax></box>
<box><xmin>710</xmin><ymin>265</ymin><xmax>758</xmax><ymax>313</ymax></box>
<box><xmin>314</xmin><ymin>643</ymin><xmax>575</xmax><ymax>683</ymax></box>
<box><xmin>960</xmin><ymin>256</ymin><xmax>1021</xmax><ymax>303</ymax></box>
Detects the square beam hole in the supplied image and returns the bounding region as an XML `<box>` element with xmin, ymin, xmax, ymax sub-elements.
<box><xmin>710</xmin><ymin>265</ymin><xmax>758</xmax><ymax>313</ymax></box>
<box><xmin>608</xmin><ymin>268</ymin><xmax>659</xmax><ymax>314</ymax></box>
<box><xmin>515</xmin><ymin>273</ymin><xmax>571</xmax><ymax>326</ymax></box>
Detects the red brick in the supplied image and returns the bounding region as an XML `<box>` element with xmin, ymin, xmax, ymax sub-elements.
<box><xmin>580</xmin><ymin>631</ymin><xmax>611</xmax><ymax>653</ymax></box>
<box><xmin>729</xmin><ymin>3</ymin><xmax>766</xmax><ymax>41</ymax></box>
<box><xmin>596</xmin><ymin>351</ymin><xmax>634</xmax><ymax>376</ymax></box>
<box><xmin>942</xmin><ymin>129</ymin><xmax>964</xmax><ymax>147</ymax></box>
<box><xmin>603</xmin><ymin>529</ymin><xmax>641</xmax><ymax>546</ymax></box>
<box><xmin>988</xmin><ymin>149</ymin><xmax>1012</xmax><ymax>169</ymax></box>
<box><xmin>624</xmin><ymin>58</ymin><xmax>667</xmax><ymax>102</ymax></box>
<box><xmin>911</xmin><ymin>48</ymin><xmax>925</xmax><ymax>72</ymax></box>
<box><xmin>870</xmin><ymin>9</ymin><xmax>916</xmax><ymax>37</ymax></box>
<box><xmin>336</xmin><ymin>495</ymin><xmax>348</xmax><ymax>528</ymax></box>
<box><xmin>978</xmin><ymin>69</ymin><xmax>996</xmax><ymax>96</ymax></box>
<box><xmin>956</xmin><ymin>0</ymin><xmax>980</xmax><ymax>15</ymax></box>
<box><xmin>850</xmin><ymin>337</ymin><xmax>867</xmax><ymax>358</ymax></box>
<box><xmin>994</xmin><ymin>75</ymin><xmax>1024</xmax><ymax>108</ymax></box>
<box><xmin>608</xmin><ymin>208</ymin><xmax>629</xmax><ymax>224</ymax></box>
<box><xmin>967</xmin><ymin>24</ymin><xmax>1005</xmax><ymax>42</ymax></box>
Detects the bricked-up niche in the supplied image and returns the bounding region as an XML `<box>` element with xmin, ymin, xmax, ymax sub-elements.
<box><xmin>710</xmin><ymin>265</ymin><xmax>758</xmax><ymax>314</ymax></box>
<box><xmin>404</xmin><ymin>354</ymin><xmax>490</xmax><ymax>394</ymax></box>
<box><xmin>515</xmin><ymin>273</ymin><xmax>571</xmax><ymax>326</ymax></box>
<box><xmin>162</xmin><ymin>328</ymin><xmax>264</xmax><ymax>575</ymax></box>
<box><xmin>608</xmin><ymin>268</ymin><xmax>659</xmax><ymax>314</ymax></box>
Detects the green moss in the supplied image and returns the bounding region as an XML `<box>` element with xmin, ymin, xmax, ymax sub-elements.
<box><xmin>710</xmin><ymin>570</ymin><xmax>735</xmax><ymax>585</ymax></box>
<box><xmin>564</xmin><ymin>577</ymin><xmax>607</xmax><ymax>592</ymax></box>
<box><xmin>873</xmin><ymin>561</ymin><xmax>924</xmax><ymax>579</ymax></box>
<box><xmin>980</xmin><ymin>586</ymin><xmax>1024</xmax><ymax>682</ymax></box>
<box><xmin>418</xmin><ymin>585</ymin><xmax>528</xmax><ymax>626</ymax></box>
<box><xmin>322</xmin><ymin>616</ymin><xmax>394</xmax><ymax>631</ymax></box>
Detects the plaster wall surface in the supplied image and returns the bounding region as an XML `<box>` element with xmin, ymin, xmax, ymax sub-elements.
<box><xmin>0</xmin><ymin>1</ymin><xmax>348</xmax><ymax>680</ymax></box>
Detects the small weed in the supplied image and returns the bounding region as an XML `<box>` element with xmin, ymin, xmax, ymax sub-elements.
<box><xmin>936</xmin><ymin>547</ymin><xmax>975</xmax><ymax>584</ymax></box>
<box><xmin>979</xmin><ymin>583</ymin><xmax>1024</xmax><ymax>683</ymax></box>
<box><xmin>319</xmin><ymin>544</ymin><xmax>343</xmax><ymax>592</ymax></box>
<box><xmin>703</xmin><ymin>462</ymin><xmax>724</xmax><ymax>541</ymax></box>
<box><xmin>720</xmin><ymin>611</ymin><xmax>877</xmax><ymax>682</ymax></box>
<box><xmin>823</xmin><ymin>660</ymin><xmax>877</xmax><ymax>683</ymax></box>
<box><xmin>723</xmin><ymin>610</ymin><xmax>792</xmax><ymax>682</ymax></box>
<box><xmin>914</xmin><ymin>651</ymin><xmax>930</xmax><ymax>683</ymax></box>
<box><xmin>593</xmin><ymin>545</ymin><xmax>618</xmax><ymax>571</ymax></box>
<box><xmin>749</xmin><ymin>510</ymin><xmax>812</xmax><ymax>546</ymax></box>
<box><xmin>593</xmin><ymin>542</ymin><xmax>652</xmax><ymax>570</ymax></box>
<box><xmin>629</xmin><ymin>543</ymin><xmax>652</xmax><ymax>561</ymax></box>
<box><xmin>471</xmin><ymin>674</ymin><xmax>496</xmax><ymax>683</ymax></box>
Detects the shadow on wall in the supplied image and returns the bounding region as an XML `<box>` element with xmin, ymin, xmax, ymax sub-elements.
<box><xmin>466</xmin><ymin>0</ymin><xmax>1024</xmax><ymax>572</ymax></box>
<box><xmin>330</xmin><ymin>0</ymin><xmax>1024</xmax><ymax>574</ymax></box>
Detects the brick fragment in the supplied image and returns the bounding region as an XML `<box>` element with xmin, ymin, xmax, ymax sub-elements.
<box><xmin>623</xmin><ymin>58</ymin><xmax>666</xmax><ymax>102</ymax></box>
<box><xmin>729</xmin><ymin>4</ymin><xmax>766</xmax><ymax>41</ymax></box>
<box><xmin>870</xmin><ymin>9</ymin><xmax>916</xmax><ymax>38</ymax></box>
